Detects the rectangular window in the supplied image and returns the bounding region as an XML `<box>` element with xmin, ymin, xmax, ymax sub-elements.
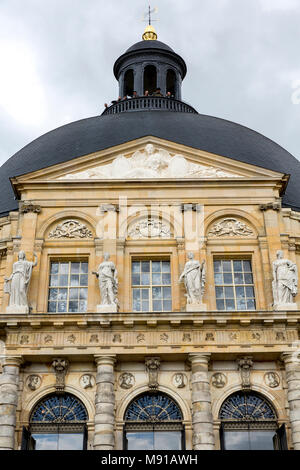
<box><xmin>214</xmin><ymin>259</ymin><xmax>256</xmax><ymax>311</ymax></box>
<box><xmin>132</xmin><ymin>260</ymin><xmax>172</xmax><ymax>312</ymax></box>
<box><xmin>48</xmin><ymin>261</ymin><xmax>88</xmax><ymax>313</ymax></box>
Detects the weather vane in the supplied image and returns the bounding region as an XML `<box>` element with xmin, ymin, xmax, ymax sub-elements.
<box><xmin>142</xmin><ymin>5</ymin><xmax>158</xmax><ymax>25</ymax></box>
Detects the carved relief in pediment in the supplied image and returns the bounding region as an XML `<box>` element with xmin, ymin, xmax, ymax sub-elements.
<box><xmin>48</xmin><ymin>219</ymin><xmax>93</xmax><ymax>239</ymax></box>
<box><xmin>127</xmin><ymin>217</ymin><xmax>171</xmax><ymax>239</ymax></box>
<box><xmin>58</xmin><ymin>144</ymin><xmax>243</xmax><ymax>180</ymax></box>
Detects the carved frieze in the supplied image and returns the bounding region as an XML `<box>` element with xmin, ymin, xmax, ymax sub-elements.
<box><xmin>208</xmin><ymin>218</ymin><xmax>254</xmax><ymax>237</ymax></box>
<box><xmin>49</xmin><ymin>220</ymin><xmax>92</xmax><ymax>239</ymax></box>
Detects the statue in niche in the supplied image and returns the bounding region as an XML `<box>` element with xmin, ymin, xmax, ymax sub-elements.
<box><xmin>4</xmin><ymin>251</ymin><xmax>37</xmax><ymax>312</ymax></box>
<box><xmin>93</xmin><ymin>253</ymin><xmax>118</xmax><ymax>307</ymax></box>
<box><xmin>272</xmin><ymin>250</ymin><xmax>298</xmax><ymax>307</ymax></box>
<box><xmin>179</xmin><ymin>252</ymin><xmax>206</xmax><ymax>305</ymax></box>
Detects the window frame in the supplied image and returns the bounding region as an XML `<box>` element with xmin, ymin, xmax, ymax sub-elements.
<box><xmin>47</xmin><ymin>258</ymin><xmax>89</xmax><ymax>314</ymax></box>
<box><xmin>130</xmin><ymin>257</ymin><xmax>172</xmax><ymax>313</ymax></box>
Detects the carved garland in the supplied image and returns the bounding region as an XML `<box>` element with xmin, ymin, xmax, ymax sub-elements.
<box><xmin>48</xmin><ymin>219</ymin><xmax>93</xmax><ymax>239</ymax></box>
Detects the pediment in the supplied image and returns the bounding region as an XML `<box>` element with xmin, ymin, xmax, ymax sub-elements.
<box><xmin>13</xmin><ymin>137</ymin><xmax>286</xmax><ymax>182</ymax></box>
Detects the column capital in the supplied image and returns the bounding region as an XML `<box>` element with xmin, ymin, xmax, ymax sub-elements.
<box><xmin>188</xmin><ymin>353</ymin><xmax>211</xmax><ymax>365</ymax></box>
<box><xmin>280</xmin><ymin>352</ymin><xmax>300</xmax><ymax>365</ymax></box>
<box><xmin>1</xmin><ymin>355</ymin><xmax>23</xmax><ymax>368</ymax></box>
<box><xmin>94</xmin><ymin>355</ymin><xmax>117</xmax><ymax>367</ymax></box>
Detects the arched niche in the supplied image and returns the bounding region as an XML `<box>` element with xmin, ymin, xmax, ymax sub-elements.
<box><xmin>166</xmin><ymin>69</ymin><xmax>177</xmax><ymax>97</ymax></box>
<box><xmin>144</xmin><ymin>65</ymin><xmax>157</xmax><ymax>94</ymax></box>
<box><xmin>124</xmin><ymin>69</ymin><xmax>134</xmax><ymax>97</ymax></box>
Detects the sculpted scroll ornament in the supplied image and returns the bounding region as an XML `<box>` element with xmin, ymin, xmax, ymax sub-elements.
<box><xmin>49</xmin><ymin>220</ymin><xmax>92</xmax><ymax>239</ymax></box>
<box><xmin>60</xmin><ymin>144</ymin><xmax>242</xmax><ymax>180</ymax></box>
<box><xmin>128</xmin><ymin>218</ymin><xmax>171</xmax><ymax>239</ymax></box>
<box><xmin>208</xmin><ymin>218</ymin><xmax>254</xmax><ymax>237</ymax></box>
<box><xmin>272</xmin><ymin>250</ymin><xmax>298</xmax><ymax>309</ymax></box>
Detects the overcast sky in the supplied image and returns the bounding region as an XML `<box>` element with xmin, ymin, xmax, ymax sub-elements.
<box><xmin>0</xmin><ymin>0</ymin><xmax>300</xmax><ymax>167</ymax></box>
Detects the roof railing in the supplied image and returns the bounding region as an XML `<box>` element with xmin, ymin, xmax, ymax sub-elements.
<box><xmin>101</xmin><ymin>96</ymin><xmax>198</xmax><ymax>115</ymax></box>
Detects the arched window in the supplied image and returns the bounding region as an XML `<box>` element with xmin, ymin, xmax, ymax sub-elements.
<box><xmin>124</xmin><ymin>392</ymin><xmax>184</xmax><ymax>450</ymax></box>
<box><xmin>22</xmin><ymin>393</ymin><xmax>88</xmax><ymax>450</ymax></box>
<box><xmin>219</xmin><ymin>391</ymin><xmax>287</xmax><ymax>450</ymax></box>
<box><xmin>144</xmin><ymin>65</ymin><xmax>157</xmax><ymax>95</ymax></box>
<box><xmin>124</xmin><ymin>69</ymin><xmax>134</xmax><ymax>97</ymax></box>
<box><xmin>166</xmin><ymin>69</ymin><xmax>176</xmax><ymax>97</ymax></box>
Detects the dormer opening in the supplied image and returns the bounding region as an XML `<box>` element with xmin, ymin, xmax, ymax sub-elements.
<box><xmin>144</xmin><ymin>65</ymin><xmax>157</xmax><ymax>94</ymax></box>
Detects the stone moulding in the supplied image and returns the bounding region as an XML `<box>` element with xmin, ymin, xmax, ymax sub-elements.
<box><xmin>48</xmin><ymin>219</ymin><xmax>93</xmax><ymax>239</ymax></box>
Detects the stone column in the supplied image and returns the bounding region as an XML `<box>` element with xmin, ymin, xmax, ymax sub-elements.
<box><xmin>281</xmin><ymin>352</ymin><xmax>300</xmax><ymax>450</ymax></box>
<box><xmin>0</xmin><ymin>356</ymin><xmax>23</xmax><ymax>450</ymax></box>
<box><xmin>189</xmin><ymin>353</ymin><xmax>215</xmax><ymax>450</ymax></box>
<box><xmin>93</xmin><ymin>355</ymin><xmax>116</xmax><ymax>450</ymax></box>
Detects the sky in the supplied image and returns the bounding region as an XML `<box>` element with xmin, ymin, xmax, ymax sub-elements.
<box><xmin>0</xmin><ymin>0</ymin><xmax>300</xmax><ymax>166</ymax></box>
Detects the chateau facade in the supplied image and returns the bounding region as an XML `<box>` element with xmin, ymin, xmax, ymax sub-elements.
<box><xmin>0</xmin><ymin>25</ymin><xmax>300</xmax><ymax>451</ymax></box>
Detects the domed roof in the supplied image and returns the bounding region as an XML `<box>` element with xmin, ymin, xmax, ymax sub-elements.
<box><xmin>0</xmin><ymin>111</ymin><xmax>299</xmax><ymax>216</ymax></box>
<box><xmin>126</xmin><ymin>40</ymin><xmax>175</xmax><ymax>54</ymax></box>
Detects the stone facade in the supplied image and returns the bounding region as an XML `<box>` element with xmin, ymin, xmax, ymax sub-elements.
<box><xmin>0</xmin><ymin>137</ymin><xmax>299</xmax><ymax>450</ymax></box>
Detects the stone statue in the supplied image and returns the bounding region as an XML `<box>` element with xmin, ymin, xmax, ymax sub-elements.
<box><xmin>4</xmin><ymin>251</ymin><xmax>37</xmax><ymax>313</ymax></box>
<box><xmin>272</xmin><ymin>250</ymin><xmax>298</xmax><ymax>309</ymax></box>
<box><xmin>93</xmin><ymin>253</ymin><xmax>118</xmax><ymax>312</ymax></box>
<box><xmin>179</xmin><ymin>252</ymin><xmax>206</xmax><ymax>310</ymax></box>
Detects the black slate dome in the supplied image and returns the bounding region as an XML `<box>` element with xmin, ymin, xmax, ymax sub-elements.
<box><xmin>0</xmin><ymin>110</ymin><xmax>300</xmax><ymax>216</ymax></box>
<box><xmin>1</xmin><ymin>29</ymin><xmax>299</xmax><ymax>216</ymax></box>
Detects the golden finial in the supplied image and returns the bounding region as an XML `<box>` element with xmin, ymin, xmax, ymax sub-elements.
<box><xmin>142</xmin><ymin>5</ymin><xmax>158</xmax><ymax>40</ymax></box>
<box><xmin>142</xmin><ymin>24</ymin><xmax>157</xmax><ymax>41</ymax></box>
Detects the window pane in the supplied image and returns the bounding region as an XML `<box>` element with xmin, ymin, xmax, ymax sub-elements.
<box><xmin>223</xmin><ymin>273</ymin><xmax>233</xmax><ymax>284</ymax></box>
<box><xmin>32</xmin><ymin>434</ymin><xmax>59</xmax><ymax>451</ymax></box>
<box><xmin>244</xmin><ymin>273</ymin><xmax>253</xmax><ymax>284</ymax></box>
<box><xmin>247</xmin><ymin>299</ymin><xmax>256</xmax><ymax>310</ymax></box>
<box><xmin>152</xmin><ymin>261</ymin><xmax>161</xmax><ymax>272</ymax></box>
<box><xmin>70</xmin><ymin>275</ymin><xmax>80</xmax><ymax>286</ymax></box>
<box><xmin>79</xmin><ymin>288</ymin><xmax>87</xmax><ymax>300</ymax></box>
<box><xmin>142</xmin><ymin>301</ymin><xmax>149</xmax><ymax>311</ymax></box>
<box><xmin>246</xmin><ymin>286</ymin><xmax>254</xmax><ymax>298</ymax></box>
<box><xmin>127</xmin><ymin>432</ymin><xmax>154</xmax><ymax>450</ymax></box>
<box><xmin>152</xmin><ymin>287</ymin><xmax>162</xmax><ymax>299</ymax></box>
<box><xmin>243</xmin><ymin>260</ymin><xmax>252</xmax><ymax>272</ymax></box>
<box><xmin>225</xmin><ymin>299</ymin><xmax>235</xmax><ymax>311</ymax></box>
<box><xmin>249</xmin><ymin>431</ymin><xmax>275</xmax><ymax>450</ymax></box>
<box><xmin>214</xmin><ymin>273</ymin><xmax>223</xmax><ymax>285</ymax></box>
<box><xmin>152</xmin><ymin>273</ymin><xmax>161</xmax><ymax>285</ymax></box>
<box><xmin>50</xmin><ymin>263</ymin><xmax>59</xmax><ymax>274</ymax></box>
<box><xmin>133</xmin><ymin>289</ymin><xmax>140</xmax><ymax>300</ymax></box>
<box><xmin>163</xmin><ymin>287</ymin><xmax>171</xmax><ymax>299</ymax></box>
<box><xmin>79</xmin><ymin>300</ymin><xmax>87</xmax><ymax>312</ymax></box>
<box><xmin>69</xmin><ymin>288</ymin><xmax>78</xmax><ymax>300</ymax></box>
<box><xmin>60</xmin><ymin>263</ymin><xmax>69</xmax><ymax>274</ymax></box>
<box><xmin>162</xmin><ymin>261</ymin><xmax>170</xmax><ymax>273</ymax></box>
<box><xmin>234</xmin><ymin>273</ymin><xmax>243</xmax><ymax>284</ymax></box>
<box><xmin>48</xmin><ymin>301</ymin><xmax>57</xmax><ymax>313</ymax></box>
<box><xmin>133</xmin><ymin>298</ymin><xmax>141</xmax><ymax>311</ymax></box>
<box><xmin>58</xmin><ymin>301</ymin><xmax>67</xmax><ymax>312</ymax></box>
<box><xmin>141</xmin><ymin>273</ymin><xmax>150</xmax><ymax>285</ymax></box>
<box><xmin>153</xmin><ymin>300</ymin><xmax>162</xmax><ymax>311</ymax></box>
<box><xmin>141</xmin><ymin>261</ymin><xmax>150</xmax><ymax>272</ymax></box>
<box><xmin>216</xmin><ymin>287</ymin><xmax>224</xmax><ymax>299</ymax></box>
<box><xmin>216</xmin><ymin>299</ymin><xmax>225</xmax><ymax>310</ymax></box>
<box><xmin>69</xmin><ymin>301</ymin><xmax>78</xmax><ymax>312</ymax></box>
<box><xmin>132</xmin><ymin>274</ymin><xmax>140</xmax><ymax>285</ymax></box>
<box><xmin>233</xmin><ymin>260</ymin><xmax>242</xmax><ymax>272</ymax></box>
<box><xmin>132</xmin><ymin>262</ymin><xmax>140</xmax><ymax>273</ymax></box>
<box><xmin>224</xmin><ymin>431</ymin><xmax>250</xmax><ymax>450</ymax></box>
<box><xmin>71</xmin><ymin>263</ymin><xmax>80</xmax><ymax>273</ymax></box>
<box><xmin>50</xmin><ymin>275</ymin><xmax>59</xmax><ymax>287</ymax></box>
<box><xmin>80</xmin><ymin>263</ymin><xmax>88</xmax><ymax>274</ymax></box>
<box><xmin>142</xmin><ymin>289</ymin><xmax>149</xmax><ymax>300</ymax></box>
<box><xmin>225</xmin><ymin>286</ymin><xmax>234</xmax><ymax>298</ymax></box>
<box><xmin>237</xmin><ymin>298</ymin><xmax>247</xmax><ymax>310</ymax></box>
<box><xmin>235</xmin><ymin>286</ymin><xmax>245</xmax><ymax>299</ymax></box>
<box><xmin>163</xmin><ymin>300</ymin><xmax>172</xmax><ymax>311</ymax></box>
<box><xmin>80</xmin><ymin>275</ymin><xmax>88</xmax><ymax>286</ymax></box>
<box><xmin>59</xmin><ymin>275</ymin><xmax>69</xmax><ymax>286</ymax></box>
<box><xmin>58</xmin><ymin>289</ymin><xmax>67</xmax><ymax>301</ymax></box>
<box><xmin>49</xmin><ymin>288</ymin><xmax>58</xmax><ymax>301</ymax></box>
<box><xmin>58</xmin><ymin>433</ymin><xmax>84</xmax><ymax>450</ymax></box>
<box><xmin>214</xmin><ymin>260</ymin><xmax>222</xmax><ymax>273</ymax></box>
<box><xmin>162</xmin><ymin>273</ymin><xmax>171</xmax><ymax>285</ymax></box>
<box><xmin>154</xmin><ymin>432</ymin><xmax>182</xmax><ymax>450</ymax></box>
<box><xmin>222</xmin><ymin>261</ymin><xmax>232</xmax><ymax>272</ymax></box>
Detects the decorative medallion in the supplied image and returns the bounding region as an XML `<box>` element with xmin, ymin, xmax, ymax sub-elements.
<box><xmin>172</xmin><ymin>372</ymin><xmax>187</xmax><ymax>389</ymax></box>
<box><xmin>211</xmin><ymin>372</ymin><xmax>227</xmax><ymax>389</ymax></box>
<box><xmin>89</xmin><ymin>334</ymin><xmax>99</xmax><ymax>343</ymax></box>
<box><xmin>182</xmin><ymin>333</ymin><xmax>191</xmax><ymax>342</ymax></box>
<box><xmin>128</xmin><ymin>218</ymin><xmax>171</xmax><ymax>239</ymax></box>
<box><xmin>208</xmin><ymin>218</ymin><xmax>254</xmax><ymax>237</ymax></box>
<box><xmin>80</xmin><ymin>374</ymin><xmax>95</xmax><ymax>389</ymax></box>
<box><xmin>20</xmin><ymin>335</ymin><xmax>29</xmax><ymax>345</ymax></box>
<box><xmin>119</xmin><ymin>372</ymin><xmax>135</xmax><ymax>389</ymax></box>
<box><xmin>27</xmin><ymin>375</ymin><xmax>42</xmax><ymax>391</ymax></box>
<box><xmin>136</xmin><ymin>333</ymin><xmax>145</xmax><ymax>343</ymax></box>
<box><xmin>264</xmin><ymin>372</ymin><xmax>280</xmax><ymax>388</ymax></box>
<box><xmin>49</xmin><ymin>220</ymin><xmax>92</xmax><ymax>239</ymax></box>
